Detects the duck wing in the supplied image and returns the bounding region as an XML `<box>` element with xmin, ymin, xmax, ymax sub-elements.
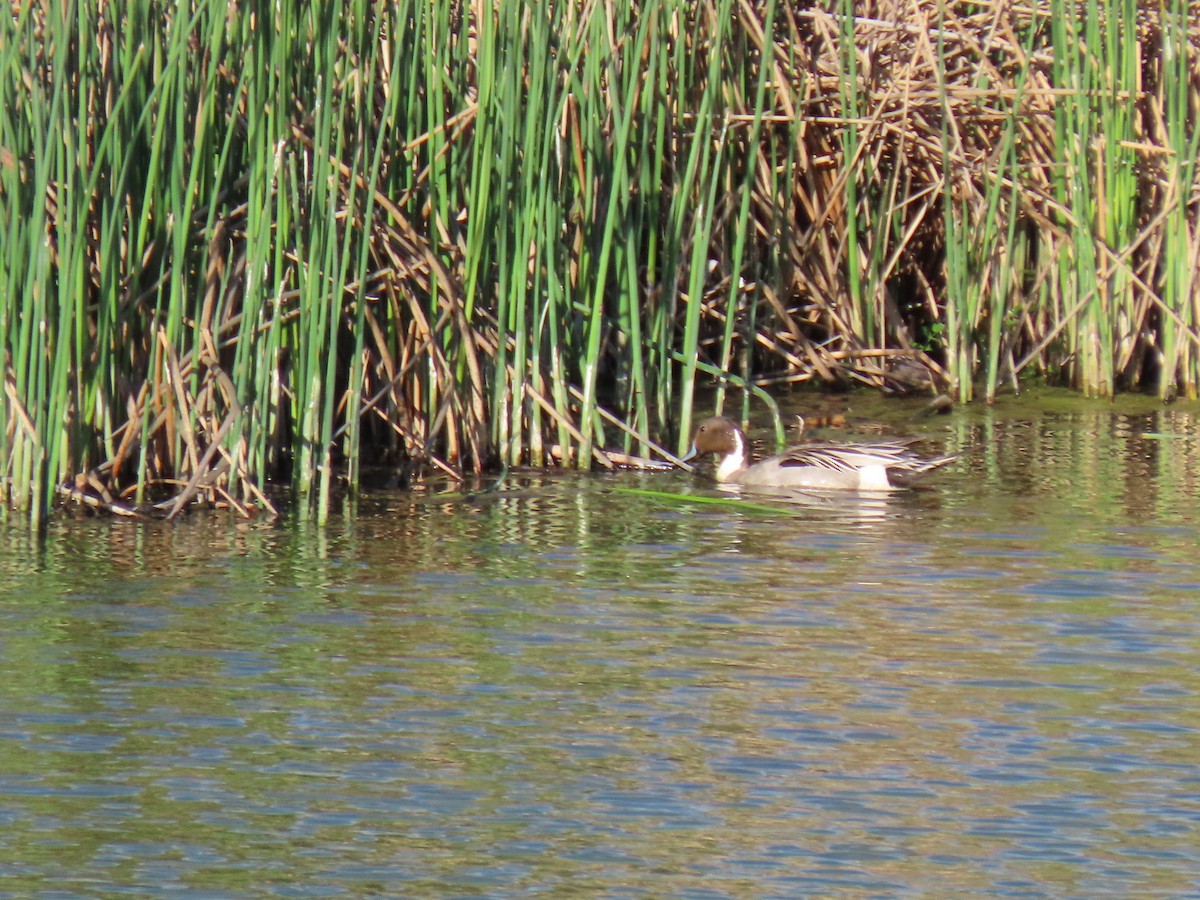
<box><xmin>777</xmin><ymin>440</ymin><xmax>954</xmax><ymax>474</ymax></box>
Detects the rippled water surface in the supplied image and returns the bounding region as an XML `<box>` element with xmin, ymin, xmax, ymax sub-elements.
<box><xmin>3</xmin><ymin>394</ymin><xmax>1200</xmax><ymax>897</ymax></box>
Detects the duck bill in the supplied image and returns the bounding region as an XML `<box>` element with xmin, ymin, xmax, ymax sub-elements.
<box><xmin>680</xmin><ymin>443</ymin><xmax>698</xmax><ymax>464</ymax></box>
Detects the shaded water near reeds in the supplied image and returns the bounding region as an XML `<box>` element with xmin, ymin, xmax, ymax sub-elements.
<box><xmin>3</xmin><ymin>390</ymin><xmax>1200</xmax><ymax>898</ymax></box>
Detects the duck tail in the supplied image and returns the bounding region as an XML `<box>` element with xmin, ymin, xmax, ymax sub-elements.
<box><xmin>906</xmin><ymin>452</ymin><xmax>957</xmax><ymax>474</ymax></box>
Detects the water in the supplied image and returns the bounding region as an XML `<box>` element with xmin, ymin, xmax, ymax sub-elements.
<box><xmin>2</xmin><ymin>393</ymin><xmax>1200</xmax><ymax>897</ymax></box>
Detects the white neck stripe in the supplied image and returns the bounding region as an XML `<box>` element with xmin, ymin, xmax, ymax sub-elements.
<box><xmin>715</xmin><ymin>430</ymin><xmax>746</xmax><ymax>482</ymax></box>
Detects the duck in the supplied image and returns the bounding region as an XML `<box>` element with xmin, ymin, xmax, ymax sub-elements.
<box><xmin>681</xmin><ymin>416</ymin><xmax>955</xmax><ymax>490</ymax></box>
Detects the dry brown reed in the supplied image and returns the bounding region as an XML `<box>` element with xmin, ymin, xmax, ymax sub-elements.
<box><xmin>732</xmin><ymin>0</ymin><xmax>1200</xmax><ymax>399</ymax></box>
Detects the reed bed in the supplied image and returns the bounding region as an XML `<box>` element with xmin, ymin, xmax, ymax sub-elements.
<box><xmin>2</xmin><ymin>0</ymin><xmax>1198</xmax><ymax>524</ymax></box>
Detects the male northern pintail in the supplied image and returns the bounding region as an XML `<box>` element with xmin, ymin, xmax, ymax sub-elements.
<box><xmin>681</xmin><ymin>416</ymin><xmax>955</xmax><ymax>490</ymax></box>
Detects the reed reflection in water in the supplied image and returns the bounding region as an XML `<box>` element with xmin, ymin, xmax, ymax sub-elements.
<box><xmin>1</xmin><ymin>396</ymin><xmax>1198</xmax><ymax>896</ymax></box>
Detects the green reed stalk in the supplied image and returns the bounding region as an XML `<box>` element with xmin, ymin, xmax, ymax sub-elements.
<box><xmin>235</xmin><ymin>0</ymin><xmax>288</xmax><ymax>495</ymax></box>
<box><xmin>1157</xmin><ymin>0</ymin><xmax>1200</xmax><ymax>399</ymax></box>
<box><xmin>49</xmin><ymin>3</ymin><xmax>89</xmax><ymax>499</ymax></box>
<box><xmin>980</xmin><ymin>20</ymin><xmax>1038</xmax><ymax>402</ymax></box>
<box><xmin>940</xmin><ymin>0</ymin><xmax>1035</xmax><ymax>403</ymax></box>
<box><xmin>485</xmin><ymin>2</ymin><xmax>516</xmax><ymax>462</ymax></box>
<box><xmin>576</xmin><ymin>4</ymin><xmax>658</xmax><ymax>468</ymax></box>
<box><xmin>674</xmin><ymin>0</ymin><xmax>733</xmax><ymax>455</ymax></box>
<box><xmin>620</xmin><ymin>3</ymin><xmax>674</xmax><ymax>455</ymax></box>
<box><xmin>506</xmin><ymin>2</ymin><xmax>550</xmax><ymax>465</ymax></box>
<box><xmin>343</xmin><ymin>28</ymin><xmax>404</xmax><ymax>487</ymax></box>
<box><xmin>937</xmin><ymin>2</ymin><xmax>973</xmax><ymax>402</ymax></box>
<box><xmin>1049</xmin><ymin>0</ymin><xmax>1104</xmax><ymax>396</ymax></box>
<box><xmin>0</xmin><ymin>8</ymin><xmax>21</xmax><ymax>515</ymax></box>
<box><xmin>745</xmin><ymin>32</ymin><xmax>801</xmax><ymax>423</ymax></box>
<box><xmin>1100</xmin><ymin>0</ymin><xmax>1140</xmax><ymax>392</ymax></box>
<box><xmin>299</xmin><ymin>5</ymin><xmax>347</xmax><ymax>520</ymax></box>
<box><xmin>3</xmin><ymin>1</ymin><xmax>72</xmax><ymax>526</ymax></box>
<box><xmin>647</xmin><ymin>10</ymin><xmax>675</xmax><ymax>432</ymax></box>
<box><xmin>837</xmin><ymin>0</ymin><xmax>867</xmax><ymax>346</ymax></box>
<box><xmin>715</xmin><ymin>0</ymin><xmax>777</xmax><ymax>419</ymax></box>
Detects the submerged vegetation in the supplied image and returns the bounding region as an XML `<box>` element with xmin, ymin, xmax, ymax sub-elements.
<box><xmin>2</xmin><ymin>0</ymin><xmax>1198</xmax><ymax>524</ymax></box>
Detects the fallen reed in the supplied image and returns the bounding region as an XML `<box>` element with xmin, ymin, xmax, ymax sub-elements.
<box><xmin>1</xmin><ymin>0</ymin><xmax>1197</xmax><ymax>524</ymax></box>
